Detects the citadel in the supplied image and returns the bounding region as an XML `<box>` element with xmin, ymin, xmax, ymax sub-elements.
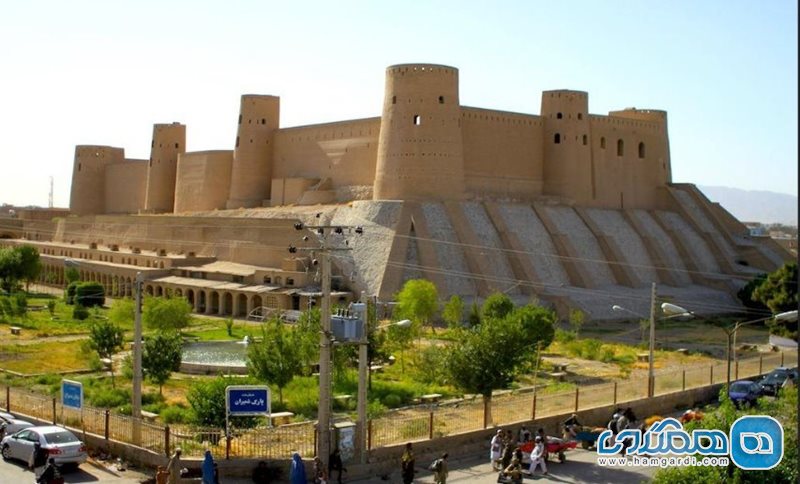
<box><xmin>1</xmin><ymin>64</ymin><xmax>791</xmax><ymax>319</ymax></box>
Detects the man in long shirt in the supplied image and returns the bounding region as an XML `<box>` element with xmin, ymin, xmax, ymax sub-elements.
<box><xmin>528</xmin><ymin>437</ymin><xmax>547</xmax><ymax>476</ymax></box>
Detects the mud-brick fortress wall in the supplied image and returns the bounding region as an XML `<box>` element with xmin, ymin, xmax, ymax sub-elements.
<box><xmin>70</xmin><ymin>63</ymin><xmax>675</xmax><ymax>214</ymax></box>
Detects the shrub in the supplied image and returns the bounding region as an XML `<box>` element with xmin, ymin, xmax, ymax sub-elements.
<box><xmin>75</xmin><ymin>282</ymin><xmax>105</xmax><ymax>307</ymax></box>
<box><xmin>12</xmin><ymin>293</ymin><xmax>27</xmax><ymax>316</ymax></box>
<box><xmin>90</xmin><ymin>387</ymin><xmax>130</xmax><ymax>408</ymax></box>
<box><xmin>46</xmin><ymin>300</ymin><xmax>56</xmax><ymax>316</ymax></box>
<box><xmin>225</xmin><ymin>318</ymin><xmax>234</xmax><ymax>336</ymax></box>
<box><xmin>382</xmin><ymin>393</ymin><xmax>402</xmax><ymax>407</ymax></box>
<box><xmin>555</xmin><ymin>328</ymin><xmax>575</xmax><ymax>343</ymax></box>
<box><xmin>161</xmin><ymin>405</ymin><xmax>193</xmax><ymax>424</ymax></box>
<box><xmin>65</xmin><ymin>281</ymin><xmax>80</xmax><ymax>304</ymax></box>
<box><xmin>0</xmin><ymin>296</ymin><xmax>13</xmax><ymax>318</ymax></box>
<box><xmin>72</xmin><ymin>305</ymin><xmax>90</xmax><ymax>321</ymax></box>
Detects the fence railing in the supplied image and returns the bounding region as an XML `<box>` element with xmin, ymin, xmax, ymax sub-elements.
<box><xmin>1</xmin><ymin>350</ymin><xmax>794</xmax><ymax>458</ymax></box>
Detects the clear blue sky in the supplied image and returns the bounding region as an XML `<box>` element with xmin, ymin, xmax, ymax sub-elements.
<box><xmin>1</xmin><ymin>0</ymin><xmax>796</xmax><ymax>207</ymax></box>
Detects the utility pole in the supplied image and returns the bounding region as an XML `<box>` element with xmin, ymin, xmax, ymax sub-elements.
<box><xmin>132</xmin><ymin>272</ymin><xmax>144</xmax><ymax>445</ymax></box>
<box><xmin>290</xmin><ymin>221</ymin><xmax>362</xmax><ymax>468</ymax></box>
<box><xmin>356</xmin><ymin>293</ymin><xmax>369</xmax><ymax>463</ymax></box>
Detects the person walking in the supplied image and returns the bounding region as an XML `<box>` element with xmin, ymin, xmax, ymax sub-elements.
<box><xmin>401</xmin><ymin>443</ymin><xmax>415</xmax><ymax>484</ymax></box>
<box><xmin>167</xmin><ymin>448</ymin><xmax>183</xmax><ymax>484</ymax></box>
<box><xmin>490</xmin><ymin>429</ymin><xmax>503</xmax><ymax>470</ymax></box>
<box><xmin>201</xmin><ymin>450</ymin><xmax>217</xmax><ymax>484</ymax></box>
<box><xmin>290</xmin><ymin>452</ymin><xmax>307</xmax><ymax>484</ymax></box>
<box><xmin>36</xmin><ymin>457</ymin><xmax>60</xmax><ymax>484</ymax></box>
<box><xmin>31</xmin><ymin>441</ymin><xmax>49</xmax><ymax>480</ymax></box>
<box><xmin>528</xmin><ymin>436</ymin><xmax>547</xmax><ymax>476</ymax></box>
<box><xmin>432</xmin><ymin>453</ymin><xmax>449</xmax><ymax>484</ymax></box>
<box><xmin>328</xmin><ymin>448</ymin><xmax>344</xmax><ymax>484</ymax></box>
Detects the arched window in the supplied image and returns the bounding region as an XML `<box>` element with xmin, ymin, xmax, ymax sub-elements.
<box><xmin>554</xmin><ymin>133</ymin><xmax>561</xmax><ymax>144</ymax></box>
<box><xmin>556</xmin><ymin>112</ymin><xmax>563</xmax><ymax>119</ymax></box>
<box><xmin>413</xmin><ymin>115</ymin><xmax>421</xmax><ymax>126</ymax></box>
<box><xmin>638</xmin><ymin>142</ymin><xmax>646</xmax><ymax>159</ymax></box>
<box><xmin>600</xmin><ymin>137</ymin><xmax>606</xmax><ymax>149</ymax></box>
<box><xmin>617</xmin><ymin>139</ymin><xmax>624</xmax><ymax>156</ymax></box>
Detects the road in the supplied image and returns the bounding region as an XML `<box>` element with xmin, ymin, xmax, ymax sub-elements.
<box><xmin>351</xmin><ymin>448</ymin><xmax>656</xmax><ymax>483</ymax></box>
<box><xmin>0</xmin><ymin>457</ymin><xmax>150</xmax><ymax>483</ymax></box>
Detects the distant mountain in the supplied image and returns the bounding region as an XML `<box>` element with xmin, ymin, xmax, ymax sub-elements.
<box><xmin>698</xmin><ymin>185</ymin><xmax>798</xmax><ymax>226</ymax></box>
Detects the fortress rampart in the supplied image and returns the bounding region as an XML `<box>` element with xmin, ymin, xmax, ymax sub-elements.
<box><xmin>69</xmin><ymin>63</ymin><xmax>676</xmax><ymax>215</ymax></box>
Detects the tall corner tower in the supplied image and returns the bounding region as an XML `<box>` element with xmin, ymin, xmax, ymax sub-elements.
<box><xmin>373</xmin><ymin>64</ymin><xmax>465</xmax><ymax>201</ymax></box>
<box><xmin>69</xmin><ymin>145</ymin><xmax>125</xmax><ymax>215</ymax></box>
<box><xmin>226</xmin><ymin>95</ymin><xmax>280</xmax><ymax>209</ymax></box>
<box><xmin>144</xmin><ymin>122</ymin><xmax>186</xmax><ymax>213</ymax></box>
<box><xmin>541</xmin><ymin>90</ymin><xmax>593</xmax><ymax>202</ymax></box>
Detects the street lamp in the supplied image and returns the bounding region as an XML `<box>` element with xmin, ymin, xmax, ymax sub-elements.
<box><xmin>611</xmin><ymin>283</ymin><xmax>692</xmax><ymax>398</ymax></box>
<box><xmin>353</xmin><ymin>299</ymin><xmax>410</xmax><ymax>463</ymax></box>
<box><xmin>686</xmin><ymin>309</ymin><xmax>797</xmax><ymax>389</ymax></box>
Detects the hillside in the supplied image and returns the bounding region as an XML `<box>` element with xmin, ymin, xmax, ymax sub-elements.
<box><xmin>698</xmin><ymin>185</ymin><xmax>798</xmax><ymax>226</ymax></box>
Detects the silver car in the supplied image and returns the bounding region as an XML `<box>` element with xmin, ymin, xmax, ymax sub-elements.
<box><xmin>0</xmin><ymin>417</ymin><xmax>34</xmax><ymax>438</ymax></box>
<box><xmin>1</xmin><ymin>425</ymin><xmax>87</xmax><ymax>467</ymax></box>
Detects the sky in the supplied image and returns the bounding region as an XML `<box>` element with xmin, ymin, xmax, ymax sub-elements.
<box><xmin>0</xmin><ymin>0</ymin><xmax>797</xmax><ymax>207</ymax></box>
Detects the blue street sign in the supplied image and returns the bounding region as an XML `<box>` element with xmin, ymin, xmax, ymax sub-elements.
<box><xmin>226</xmin><ymin>386</ymin><xmax>271</xmax><ymax>416</ymax></box>
<box><xmin>62</xmin><ymin>380</ymin><xmax>83</xmax><ymax>410</ymax></box>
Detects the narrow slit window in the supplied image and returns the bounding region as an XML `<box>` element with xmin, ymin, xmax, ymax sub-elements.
<box><xmin>617</xmin><ymin>139</ymin><xmax>624</xmax><ymax>156</ymax></box>
<box><xmin>554</xmin><ymin>133</ymin><xmax>561</xmax><ymax>144</ymax></box>
<box><xmin>638</xmin><ymin>142</ymin><xmax>646</xmax><ymax>158</ymax></box>
<box><xmin>557</xmin><ymin>112</ymin><xmax>563</xmax><ymax>119</ymax></box>
<box><xmin>600</xmin><ymin>137</ymin><xmax>606</xmax><ymax>149</ymax></box>
<box><xmin>582</xmin><ymin>134</ymin><xmax>587</xmax><ymax>145</ymax></box>
<box><xmin>413</xmin><ymin>115</ymin><xmax>421</xmax><ymax>126</ymax></box>
<box><xmin>438</xmin><ymin>96</ymin><xmax>444</xmax><ymax>104</ymax></box>
<box><xmin>392</xmin><ymin>96</ymin><xmax>396</xmax><ymax>104</ymax></box>
<box><xmin>577</xmin><ymin>113</ymin><xmax>583</xmax><ymax>120</ymax></box>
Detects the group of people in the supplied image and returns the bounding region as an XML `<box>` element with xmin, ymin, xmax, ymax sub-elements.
<box><xmin>607</xmin><ymin>407</ymin><xmax>637</xmax><ymax>455</ymax></box>
<box><xmin>490</xmin><ymin>425</ymin><xmax>549</xmax><ymax>480</ymax></box>
<box><xmin>289</xmin><ymin>449</ymin><xmax>346</xmax><ymax>484</ymax></box>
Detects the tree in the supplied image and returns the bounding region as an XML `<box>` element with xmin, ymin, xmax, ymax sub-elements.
<box><xmin>187</xmin><ymin>375</ymin><xmax>259</xmax><ymax>429</ymax></box>
<box><xmin>295</xmin><ymin>307</ymin><xmax>321</xmax><ymax>373</ymax></box>
<box><xmin>142</xmin><ymin>331</ymin><xmax>183</xmax><ymax>395</ymax></box>
<box><xmin>247</xmin><ymin>319</ymin><xmax>304</xmax><ymax>404</ymax></box>
<box><xmin>753</xmin><ymin>262</ymin><xmax>798</xmax><ymax>338</ymax></box>
<box><xmin>445</xmin><ymin>315</ymin><xmax>533</xmax><ymax>425</ymax></box>
<box><xmin>509</xmin><ymin>304</ymin><xmax>556</xmax><ymax>349</ymax></box>
<box><xmin>442</xmin><ymin>295</ymin><xmax>464</xmax><ymax>329</ymax></box>
<box><xmin>395</xmin><ymin>279</ymin><xmax>439</xmax><ymax>331</ymax></box>
<box><xmin>481</xmin><ymin>292</ymin><xmax>515</xmax><ymax>321</ymax></box>
<box><xmin>13</xmin><ymin>245</ymin><xmax>41</xmax><ymax>291</ymax></box>
<box><xmin>75</xmin><ymin>281</ymin><xmax>105</xmax><ymax>307</ymax></box>
<box><xmin>468</xmin><ymin>301</ymin><xmax>481</xmax><ymax>327</ymax></box>
<box><xmin>569</xmin><ymin>308</ymin><xmax>585</xmax><ymax>337</ymax></box>
<box><xmin>88</xmin><ymin>320</ymin><xmax>125</xmax><ymax>387</ymax></box>
<box><xmin>108</xmin><ymin>298</ymin><xmax>135</xmax><ymax>327</ymax></box>
<box><xmin>65</xmin><ymin>267</ymin><xmax>80</xmax><ymax>285</ymax></box>
<box><xmin>143</xmin><ymin>296</ymin><xmax>192</xmax><ymax>332</ymax></box>
<box><xmin>737</xmin><ymin>273</ymin><xmax>768</xmax><ymax>311</ymax></box>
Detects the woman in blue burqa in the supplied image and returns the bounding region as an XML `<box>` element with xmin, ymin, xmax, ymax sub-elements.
<box><xmin>290</xmin><ymin>452</ymin><xmax>307</xmax><ymax>484</ymax></box>
<box><xmin>202</xmin><ymin>449</ymin><xmax>216</xmax><ymax>484</ymax></box>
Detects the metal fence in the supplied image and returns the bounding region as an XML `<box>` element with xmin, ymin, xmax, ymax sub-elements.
<box><xmin>1</xmin><ymin>350</ymin><xmax>794</xmax><ymax>458</ymax></box>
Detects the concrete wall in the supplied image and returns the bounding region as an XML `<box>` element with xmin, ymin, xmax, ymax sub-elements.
<box><xmin>105</xmin><ymin>159</ymin><xmax>147</xmax><ymax>214</ymax></box>
<box><xmin>174</xmin><ymin>150</ymin><xmax>233</xmax><ymax>212</ymax></box>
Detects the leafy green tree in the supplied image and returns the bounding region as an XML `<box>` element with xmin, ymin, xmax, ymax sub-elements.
<box><xmin>509</xmin><ymin>304</ymin><xmax>556</xmax><ymax>348</ymax></box>
<box><xmin>65</xmin><ymin>267</ymin><xmax>80</xmax><ymax>284</ymax></box>
<box><xmin>442</xmin><ymin>295</ymin><xmax>464</xmax><ymax>329</ymax></box>
<box><xmin>14</xmin><ymin>245</ymin><xmax>41</xmax><ymax>291</ymax></box>
<box><xmin>481</xmin><ymin>292</ymin><xmax>515</xmax><ymax>321</ymax></box>
<box><xmin>88</xmin><ymin>319</ymin><xmax>125</xmax><ymax>387</ymax></box>
<box><xmin>143</xmin><ymin>296</ymin><xmax>192</xmax><ymax>332</ymax></box>
<box><xmin>187</xmin><ymin>375</ymin><xmax>258</xmax><ymax>428</ymax></box>
<box><xmin>247</xmin><ymin>319</ymin><xmax>304</xmax><ymax>404</ymax></box>
<box><xmin>386</xmin><ymin>321</ymin><xmax>416</xmax><ymax>372</ymax></box>
<box><xmin>142</xmin><ymin>331</ymin><xmax>183</xmax><ymax>395</ymax></box>
<box><xmin>108</xmin><ymin>298</ymin><xmax>135</xmax><ymax>327</ymax></box>
<box><xmin>737</xmin><ymin>273</ymin><xmax>768</xmax><ymax>311</ymax></box>
<box><xmin>569</xmin><ymin>308</ymin><xmax>585</xmax><ymax>337</ymax></box>
<box><xmin>395</xmin><ymin>279</ymin><xmax>439</xmax><ymax>331</ymax></box>
<box><xmin>753</xmin><ymin>262</ymin><xmax>798</xmax><ymax>337</ymax></box>
<box><xmin>295</xmin><ymin>307</ymin><xmax>321</xmax><ymax>373</ymax></box>
<box><xmin>468</xmin><ymin>301</ymin><xmax>481</xmax><ymax>327</ymax></box>
<box><xmin>0</xmin><ymin>247</ymin><xmax>22</xmax><ymax>293</ymax></box>
<box><xmin>75</xmin><ymin>281</ymin><xmax>105</xmax><ymax>307</ymax></box>
<box><xmin>445</xmin><ymin>315</ymin><xmax>533</xmax><ymax>425</ymax></box>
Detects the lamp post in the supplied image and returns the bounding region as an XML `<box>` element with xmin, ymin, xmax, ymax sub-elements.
<box><xmin>611</xmin><ymin>284</ymin><xmax>691</xmax><ymax>398</ymax></box>
<box><xmin>356</xmin><ymin>314</ymin><xmax>410</xmax><ymax>463</ymax></box>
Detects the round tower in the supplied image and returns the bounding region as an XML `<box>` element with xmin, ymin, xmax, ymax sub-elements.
<box><xmin>69</xmin><ymin>145</ymin><xmax>124</xmax><ymax>215</ymax></box>
<box><xmin>373</xmin><ymin>64</ymin><xmax>465</xmax><ymax>201</ymax></box>
<box><xmin>144</xmin><ymin>122</ymin><xmax>186</xmax><ymax>213</ymax></box>
<box><xmin>540</xmin><ymin>90</ymin><xmax>593</xmax><ymax>202</ymax></box>
<box><xmin>226</xmin><ymin>95</ymin><xmax>280</xmax><ymax>209</ymax></box>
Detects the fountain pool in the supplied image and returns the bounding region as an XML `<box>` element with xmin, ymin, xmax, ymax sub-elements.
<box><xmin>181</xmin><ymin>340</ymin><xmax>249</xmax><ymax>375</ymax></box>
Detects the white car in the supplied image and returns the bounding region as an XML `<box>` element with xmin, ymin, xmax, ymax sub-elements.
<box><xmin>1</xmin><ymin>425</ymin><xmax>87</xmax><ymax>467</ymax></box>
<box><xmin>0</xmin><ymin>417</ymin><xmax>34</xmax><ymax>438</ymax></box>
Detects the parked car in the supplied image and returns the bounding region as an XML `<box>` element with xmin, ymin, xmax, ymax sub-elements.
<box><xmin>0</xmin><ymin>426</ymin><xmax>87</xmax><ymax>468</ymax></box>
<box><xmin>759</xmin><ymin>367</ymin><xmax>798</xmax><ymax>396</ymax></box>
<box><xmin>728</xmin><ymin>380</ymin><xmax>763</xmax><ymax>407</ymax></box>
<box><xmin>0</xmin><ymin>417</ymin><xmax>34</xmax><ymax>438</ymax></box>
